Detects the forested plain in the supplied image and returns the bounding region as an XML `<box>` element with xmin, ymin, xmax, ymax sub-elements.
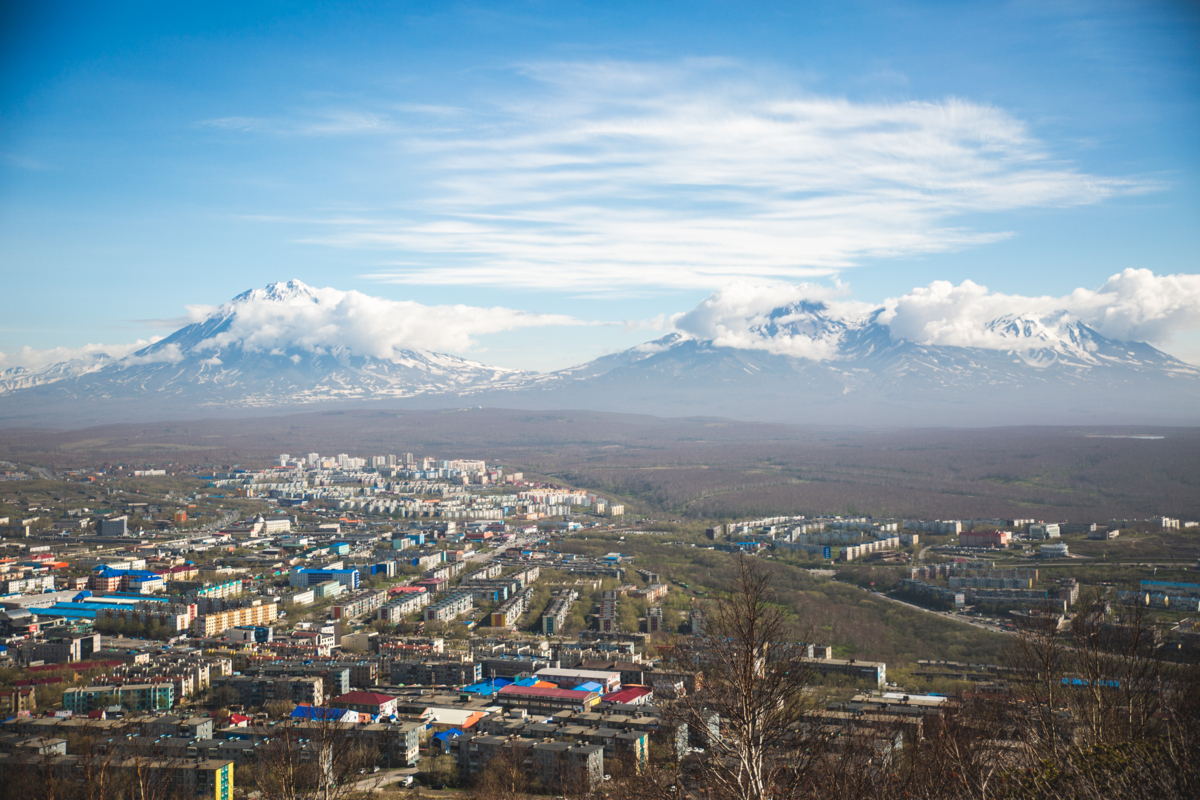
<box><xmin>1</xmin><ymin>408</ymin><xmax>1196</xmax><ymax>520</ymax></box>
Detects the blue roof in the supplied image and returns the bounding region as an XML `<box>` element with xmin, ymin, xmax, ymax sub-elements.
<box><xmin>291</xmin><ymin>706</ymin><xmax>349</xmax><ymax>720</ymax></box>
<box><xmin>432</xmin><ymin>728</ymin><xmax>463</xmax><ymax>742</ymax></box>
<box><xmin>574</xmin><ymin>681</ymin><xmax>605</xmax><ymax>692</ymax></box>
<box><xmin>461</xmin><ymin>677</ymin><xmax>512</xmax><ymax>696</ymax></box>
<box><xmin>30</xmin><ymin>599</ymin><xmax>173</xmax><ymax>619</ymax></box>
<box><xmin>31</xmin><ymin>607</ymin><xmax>97</xmax><ymax>619</ymax></box>
<box><xmin>108</xmin><ymin>593</ymin><xmax>169</xmax><ymax>602</ymax></box>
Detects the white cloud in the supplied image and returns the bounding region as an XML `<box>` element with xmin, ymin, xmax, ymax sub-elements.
<box><xmin>0</xmin><ymin>339</ymin><xmax>161</xmax><ymax>371</ymax></box>
<box><xmin>0</xmin><ymin>283</ymin><xmax>591</xmax><ymax>372</ymax></box>
<box><xmin>189</xmin><ymin>282</ymin><xmax>587</xmax><ymax>360</ymax></box>
<box><xmin>122</xmin><ymin>343</ymin><xmax>185</xmax><ymax>366</ymax></box>
<box><xmin>1067</xmin><ymin>269</ymin><xmax>1200</xmax><ymax>343</ymax></box>
<box><xmin>673</xmin><ymin>281</ymin><xmax>874</xmax><ymax>359</ymax></box>
<box><xmin>878</xmin><ymin>280</ymin><xmax>1062</xmax><ymax>348</ymax></box>
<box><xmin>670</xmin><ymin>269</ymin><xmax>1200</xmax><ymax>358</ymax></box>
<box><xmin>879</xmin><ymin>269</ymin><xmax>1200</xmax><ymax>350</ymax></box>
<box><xmin>259</xmin><ymin>59</ymin><xmax>1152</xmax><ymax>290</ymax></box>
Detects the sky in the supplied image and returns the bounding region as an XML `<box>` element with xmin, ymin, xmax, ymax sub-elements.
<box><xmin>1</xmin><ymin>0</ymin><xmax>1198</xmax><ymax>372</ymax></box>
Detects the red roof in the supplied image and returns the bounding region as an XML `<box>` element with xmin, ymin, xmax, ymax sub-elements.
<box><xmin>498</xmin><ymin>685</ymin><xmax>598</xmax><ymax>700</ymax></box>
<box><xmin>332</xmin><ymin>691</ymin><xmax>397</xmax><ymax>707</ymax></box>
<box><xmin>29</xmin><ymin>660</ymin><xmax>122</xmax><ymax>673</ymax></box>
<box><xmin>602</xmin><ymin>686</ymin><xmax>652</xmax><ymax>704</ymax></box>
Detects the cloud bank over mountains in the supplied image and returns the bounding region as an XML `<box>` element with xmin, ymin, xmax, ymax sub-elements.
<box><xmin>669</xmin><ymin>269</ymin><xmax>1200</xmax><ymax>358</ymax></box>
<box><xmin>879</xmin><ymin>269</ymin><xmax>1200</xmax><ymax>351</ymax></box>
<box><xmin>197</xmin><ymin>281</ymin><xmax>582</xmax><ymax>357</ymax></box>
<box><xmin>3</xmin><ymin>270</ymin><xmax>1199</xmax><ymax>373</ymax></box>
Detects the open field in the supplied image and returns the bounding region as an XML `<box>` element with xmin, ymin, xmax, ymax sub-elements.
<box><xmin>0</xmin><ymin>408</ymin><xmax>1197</xmax><ymax>521</ymax></box>
<box><xmin>555</xmin><ymin>532</ymin><xmax>1011</xmax><ymax>668</ymax></box>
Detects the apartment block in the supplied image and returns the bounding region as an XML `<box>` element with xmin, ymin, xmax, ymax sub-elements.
<box><xmin>378</xmin><ymin>591</ymin><xmax>431</xmax><ymax>623</ymax></box>
<box><xmin>389</xmin><ymin>659</ymin><xmax>482</xmax><ymax>686</ymax></box>
<box><xmin>542</xmin><ymin>589</ymin><xmax>578</xmax><ymax>635</ymax></box>
<box><xmin>330</xmin><ymin>588</ymin><xmax>388</xmax><ymax>620</ymax></box>
<box><xmin>193</xmin><ymin>601</ymin><xmax>278</xmax><ymax>637</ymax></box>
<box><xmin>425</xmin><ymin>591</ymin><xmax>474</xmax><ymax>623</ymax></box>
<box><xmin>63</xmin><ymin>683</ymin><xmax>175</xmax><ymax>713</ymax></box>
<box><xmin>213</xmin><ymin>675</ymin><xmax>324</xmax><ymax>707</ymax></box>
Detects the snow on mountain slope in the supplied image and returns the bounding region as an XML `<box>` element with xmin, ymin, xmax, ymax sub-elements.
<box><xmin>0</xmin><ymin>353</ymin><xmax>118</xmax><ymax>395</ymax></box>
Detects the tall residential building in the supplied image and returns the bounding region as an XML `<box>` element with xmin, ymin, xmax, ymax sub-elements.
<box><xmin>600</xmin><ymin>590</ymin><xmax>618</xmax><ymax>633</ymax></box>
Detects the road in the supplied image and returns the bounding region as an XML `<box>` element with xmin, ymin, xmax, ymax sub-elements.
<box><xmin>841</xmin><ymin>580</ymin><xmax>1013</xmax><ymax>636</ymax></box>
<box><xmin>343</xmin><ymin>767</ymin><xmax>418</xmax><ymax>793</ymax></box>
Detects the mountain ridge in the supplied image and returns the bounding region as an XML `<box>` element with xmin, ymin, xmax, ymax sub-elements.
<box><xmin>2</xmin><ymin>281</ymin><xmax>1197</xmax><ymax>427</ymax></box>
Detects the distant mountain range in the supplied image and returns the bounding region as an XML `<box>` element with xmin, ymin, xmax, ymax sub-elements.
<box><xmin>3</xmin><ymin>281</ymin><xmax>1197</xmax><ymax>427</ymax></box>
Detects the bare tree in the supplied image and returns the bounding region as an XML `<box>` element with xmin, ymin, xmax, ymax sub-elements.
<box><xmin>661</xmin><ymin>556</ymin><xmax>824</xmax><ymax>800</ymax></box>
<box><xmin>466</xmin><ymin>740</ymin><xmax>531</xmax><ymax>800</ymax></box>
<box><xmin>251</xmin><ymin>716</ymin><xmax>378</xmax><ymax>800</ymax></box>
<box><xmin>1002</xmin><ymin>593</ymin><xmax>1200</xmax><ymax>800</ymax></box>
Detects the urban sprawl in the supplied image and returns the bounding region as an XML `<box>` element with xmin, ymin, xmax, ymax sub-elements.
<box><xmin>0</xmin><ymin>451</ymin><xmax>1196</xmax><ymax>798</ymax></box>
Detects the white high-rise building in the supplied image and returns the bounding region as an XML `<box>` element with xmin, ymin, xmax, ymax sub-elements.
<box><xmin>307</xmin><ymin>453</ymin><xmax>320</xmax><ymax>465</ymax></box>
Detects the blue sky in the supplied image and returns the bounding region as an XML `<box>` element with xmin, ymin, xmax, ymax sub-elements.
<box><xmin>2</xmin><ymin>0</ymin><xmax>1198</xmax><ymax>371</ymax></box>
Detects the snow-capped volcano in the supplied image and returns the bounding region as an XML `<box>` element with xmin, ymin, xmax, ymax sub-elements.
<box><xmin>498</xmin><ymin>300</ymin><xmax>1200</xmax><ymax>426</ymax></box>
<box><xmin>0</xmin><ymin>281</ymin><xmax>534</xmax><ymax>423</ymax></box>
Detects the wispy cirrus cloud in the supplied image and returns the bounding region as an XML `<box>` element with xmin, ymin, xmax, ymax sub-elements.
<box><xmin>199</xmin><ymin>110</ymin><xmax>401</xmax><ymax>136</ymax></box>
<box><xmin>228</xmin><ymin>58</ymin><xmax>1151</xmax><ymax>290</ymax></box>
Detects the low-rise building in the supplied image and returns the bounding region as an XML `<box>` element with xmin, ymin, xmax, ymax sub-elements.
<box><xmin>330</xmin><ymin>691</ymin><xmax>399</xmax><ymax>718</ymax></box>
<box><xmin>496</xmin><ymin>685</ymin><xmax>602</xmax><ymax>714</ymax></box>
